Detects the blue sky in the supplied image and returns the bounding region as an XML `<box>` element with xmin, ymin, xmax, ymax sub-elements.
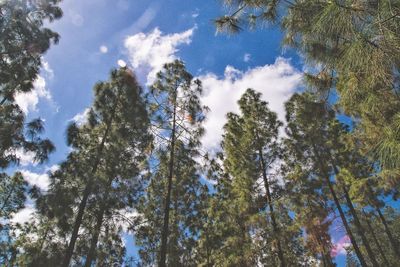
<box><xmin>11</xmin><ymin>0</ymin><xmax>349</xmax><ymax>265</ymax></box>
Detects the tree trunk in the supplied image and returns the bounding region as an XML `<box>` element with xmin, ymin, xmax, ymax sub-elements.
<box><xmin>375</xmin><ymin>206</ymin><xmax>400</xmax><ymax>260</ymax></box>
<box><xmin>323</xmin><ymin>176</ymin><xmax>367</xmax><ymax>267</ymax></box>
<box><xmin>316</xmin><ymin>233</ymin><xmax>334</xmax><ymax>267</ymax></box>
<box><xmin>331</xmin><ymin>165</ymin><xmax>379</xmax><ymax>267</ymax></box>
<box><xmin>63</xmin><ymin>97</ymin><xmax>119</xmax><ymax>267</ymax></box>
<box><xmin>341</xmin><ymin>187</ymin><xmax>379</xmax><ymax>266</ymax></box>
<box><xmin>84</xmin><ymin>205</ymin><xmax>106</xmax><ymax>267</ymax></box>
<box><xmin>258</xmin><ymin>149</ymin><xmax>286</xmax><ymax>267</ymax></box>
<box><xmin>362</xmin><ymin>209</ymin><xmax>390</xmax><ymax>266</ymax></box>
<box><xmin>63</xmin><ymin>182</ymin><xmax>93</xmax><ymax>267</ymax></box>
<box><xmin>312</xmin><ymin>147</ymin><xmax>367</xmax><ymax>267</ymax></box>
<box><xmin>159</xmin><ymin>98</ymin><xmax>177</xmax><ymax>267</ymax></box>
<box><xmin>84</xmin><ymin>174</ymin><xmax>115</xmax><ymax>267</ymax></box>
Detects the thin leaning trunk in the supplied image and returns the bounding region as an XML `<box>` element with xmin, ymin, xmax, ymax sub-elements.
<box><xmin>159</xmin><ymin>98</ymin><xmax>177</xmax><ymax>267</ymax></box>
<box><xmin>63</xmin><ymin>181</ymin><xmax>93</xmax><ymax>267</ymax></box>
<box><xmin>331</xmin><ymin>165</ymin><xmax>379</xmax><ymax>267</ymax></box>
<box><xmin>84</xmin><ymin>176</ymin><xmax>114</xmax><ymax>267</ymax></box>
<box><xmin>362</xmin><ymin>209</ymin><xmax>390</xmax><ymax>266</ymax></box>
<box><xmin>323</xmin><ymin>176</ymin><xmax>367</xmax><ymax>267</ymax></box>
<box><xmin>62</xmin><ymin>97</ymin><xmax>119</xmax><ymax>267</ymax></box>
<box><xmin>312</xmin><ymin>148</ymin><xmax>367</xmax><ymax>267</ymax></box>
<box><xmin>84</xmin><ymin>204</ymin><xmax>106</xmax><ymax>267</ymax></box>
<box><xmin>375</xmin><ymin>206</ymin><xmax>400</xmax><ymax>259</ymax></box>
<box><xmin>315</xmin><ymin>231</ymin><xmax>334</xmax><ymax>267</ymax></box>
<box><xmin>258</xmin><ymin>149</ymin><xmax>286</xmax><ymax>267</ymax></box>
<box><xmin>341</xmin><ymin>186</ymin><xmax>379</xmax><ymax>266</ymax></box>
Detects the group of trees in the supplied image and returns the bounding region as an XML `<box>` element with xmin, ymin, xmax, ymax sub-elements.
<box><xmin>1</xmin><ymin>0</ymin><xmax>399</xmax><ymax>266</ymax></box>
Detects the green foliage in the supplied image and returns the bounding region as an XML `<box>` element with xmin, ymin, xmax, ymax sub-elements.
<box><xmin>136</xmin><ymin>60</ymin><xmax>207</xmax><ymax>266</ymax></box>
<box><xmin>14</xmin><ymin>68</ymin><xmax>151</xmax><ymax>266</ymax></box>
<box><xmin>0</xmin><ymin>0</ymin><xmax>60</xmax><ymax>168</ymax></box>
<box><xmin>216</xmin><ymin>0</ymin><xmax>400</xmax><ymax>199</ymax></box>
<box><xmin>199</xmin><ymin>89</ymin><xmax>307</xmax><ymax>266</ymax></box>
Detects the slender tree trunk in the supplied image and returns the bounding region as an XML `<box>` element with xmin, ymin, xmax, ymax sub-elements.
<box><xmin>316</xmin><ymin>234</ymin><xmax>334</xmax><ymax>267</ymax></box>
<box><xmin>0</xmin><ymin>185</ymin><xmax>15</xmax><ymax>214</ymax></box>
<box><xmin>63</xmin><ymin>182</ymin><xmax>93</xmax><ymax>267</ymax></box>
<box><xmin>324</xmin><ymin>176</ymin><xmax>367</xmax><ymax>267</ymax></box>
<box><xmin>312</xmin><ymin>148</ymin><xmax>367</xmax><ymax>267</ymax></box>
<box><xmin>39</xmin><ymin>224</ymin><xmax>50</xmax><ymax>252</ymax></box>
<box><xmin>365</xmin><ymin>182</ymin><xmax>400</xmax><ymax>259</ymax></box>
<box><xmin>362</xmin><ymin>210</ymin><xmax>390</xmax><ymax>266</ymax></box>
<box><xmin>84</xmin><ymin>175</ymin><xmax>114</xmax><ymax>267</ymax></box>
<box><xmin>258</xmin><ymin>149</ymin><xmax>286</xmax><ymax>267</ymax></box>
<box><xmin>63</xmin><ymin>98</ymin><xmax>119</xmax><ymax>267</ymax></box>
<box><xmin>159</xmin><ymin>98</ymin><xmax>177</xmax><ymax>267</ymax></box>
<box><xmin>375</xmin><ymin>206</ymin><xmax>400</xmax><ymax>259</ymax></box>
<box><xmin>341</xmin><ymin>187</ymin><xmax>379</xmax><ymax>266</ymax></box>
<box><xmin>331</xmin><ymin>165</ymin><xmax>379</xmax><ymax>267</ymax></box>
<box><xmin>84</xmin><ymin>205</ymin><xmax>106</xmax><ymax>267</ymax></box>
<box><xmin>323</xmin><ymin>175</ymin><xmax>367</xmax><ymax>267</ymax></box>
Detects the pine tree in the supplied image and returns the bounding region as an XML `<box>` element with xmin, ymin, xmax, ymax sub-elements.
<box><xmin>0</xmin><ymin>0</ymin><xmax>61</xmax><ymax>167</ymax></box>
<box><xmin>284</xmin><ymin>92</ymin><xmax>375</xmax><ymax>267</ymax></box>
<box><xmin>200</xmin><ymin>89</ymin><xmax>307</xmax><ymax>266</ymax></box>
<box><xmin>22</xmin><ymin>68</ymin><xmax>152</xmax><ymax>266</ymax></box>
<box><xmin>0</xmin><ymin>3</ymin><xmax>60</xmax><ymax>255</ymax></box>
<box><xmin>0</xmin><ymin>0</ymin><xmax>62</xmax><ymax>105</ymax></box>
<box><xmin>215</xmin><ymin>0</ymin><xmax>400</xmax><ymax>184</ymax></box>
<box><xmin>136</xmin><ymin>60</ymin><xmax>207</xmax><ymax>267</ymax></box>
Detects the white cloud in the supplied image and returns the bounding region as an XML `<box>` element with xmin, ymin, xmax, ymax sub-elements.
<box><xmin>15</xmin><ymin>61</ymin><xmax>53</xmax><ymax>114</ymax></box>
<box><xmin>10</xmin><ymin>204</ymin><xmax>35</xmax><ymax>225</ymax></box>
<box><xmin>99</xmin><ymin>45</ymin><xmax>108</xmax><ymax>53</ymax></box>
<box><xmin>124</xmin><ymin>27</ymin><xmax>195</xmax><ymax>84</ymax></box>
<box><xmin>13</xmin><ymin>149</ymin><xmax>37</xmax><ymax>166</ymax></box>
<box><xmin>15</xmin><ymin>76</ymin><xmax>51</xmax><ymax>114</ymax></box>
<box><xmin>46</xmin><ymin>164</ymin><xmax>59</xmax><ymax>174</ymax></box>
<box><xmin>243</xmin><ymin>53</ymin><xmax>251</xmax><ymax>62</ymax></box>
<box><xmin>72</xmin><ymin>108</ymin><xmax>90</xmax><ymax>126</ymax></box>
<box><xmin>198</xmin><ymin>57</ymin><xmax>302</xmax><ymax>151</ymax></box>
<box><xmin>42</xmin><ymin>61</ymin><xmax>54</xmax><ymax>78</ymax></box>
<box><xmin>20</xmin><ymin>170</ymin><xmax>50</xmax><ymax>191</ymax></box>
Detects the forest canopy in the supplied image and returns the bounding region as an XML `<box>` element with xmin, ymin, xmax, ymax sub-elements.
<box><xmin>1</xmin><ymin>0</ymin><xmax>399</xmax><ymax>266</ymax></box>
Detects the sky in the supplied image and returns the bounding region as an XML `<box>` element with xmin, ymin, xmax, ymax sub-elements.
<box><xmin>11</xmin><ymin>0</ymin><xmax>349</xmax><ymax>265</ymax></box>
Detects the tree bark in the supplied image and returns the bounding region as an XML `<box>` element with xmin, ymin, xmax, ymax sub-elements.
<box><xmin>63</xmin><ymin>181</ymin><xmax>93</xmax><ymax>267</ymax></box>
<box><xmin>375</xmin><ymin>206</ymin><xmax>400</xmax><ymax>259</ymax></box>
<box><xmin>84</xmin><ymin>204</ymin><xmax>106</xmax><ymax>267</ymax></box>
<box><xmin>331</xmin><ymin>165</ymin><xmax>379</xmax><ymax>267</ymax></box>
<box><xmin>258</xmin><ymin>149</ymin><xmax>286</xmax><ymax>267</ymax></box>
<box><xmin>323</xmin><ymin>176</ymin><xmax>367</xmax><ymax>267</ymax></box>
<box><xmin>362</xmin><ymin>209</ymin><xmax>390</xmax><ymax>266</ymax></box>
<box><xmin>312</xmin><ymin>147</ymin><xmax>367</xmax><ymax>267</ymax></box>
<box><xmin>159</xmin><ymin>97</ymin><xmax>177</xmax><ymax>267</ymax></box>
<box><xmin>62</xmin><ymin>96</ymin><xmax>119</xmax><ymax>267</ymax></box>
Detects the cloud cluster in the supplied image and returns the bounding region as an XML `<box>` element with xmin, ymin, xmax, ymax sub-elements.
<box><xmin>199</xmin><ymin>57</ymin><xmax>302</xmax><ymax>151</ymax></box>
<box><xmin>15</xmin><ymin>61</ymin><xmax>53</xmax><ymax>114</ymax></box>
<box><xmin>72</xmin><ymin>107</ymin><xmax>91</xmax><ymax>126</ymax></box>
<box><xmin>10</xmin><ymin>204</ymin><xmax>35</xmax><ymax>225</ymax></box>
<box><xmin>121</xmin><ymin>29</ymin><xmax>301</xmax><ymax>152</ymax></box>
<box><xmin>124</xmin><ymin>27</ymin><xmax>195</xmax><ymax>84</ymax></box>
<box><xmin>12</xmin><ymin>149</ymin><xmax>37</xmax><ymax>166</ymax></box>
<box><xmin>20</xmin><ymin>170</ymin><xmax>50</xmax><ymax>191</ymax></box>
